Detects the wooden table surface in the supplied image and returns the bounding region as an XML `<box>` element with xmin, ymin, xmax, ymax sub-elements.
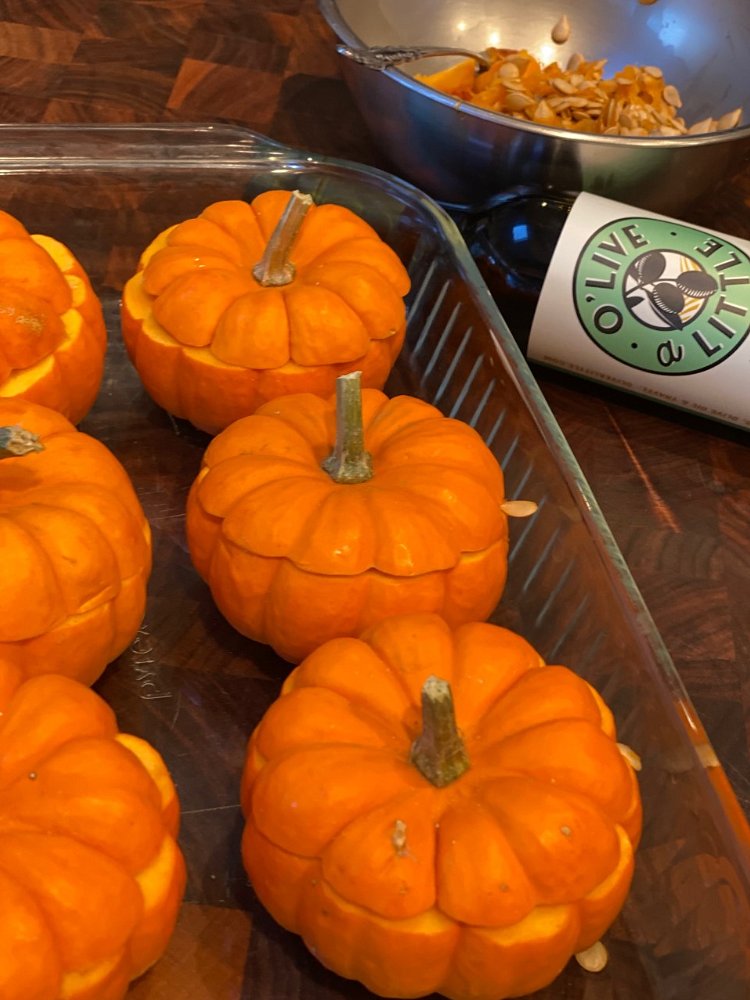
<box><xmin>2</xmin><ymin>1</ymin><xmax>750</xmax><ymax>997</ymax></box>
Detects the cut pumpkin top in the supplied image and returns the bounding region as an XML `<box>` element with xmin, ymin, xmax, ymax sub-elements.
<box><xmin>0</xmin><ymin>210</ymin><xmax>74</xmax><ymax>384</ymax></box>
<box><xmin>133</xmin><ymin>192</ymin><xmax>412</xmax><ymax>370</ymax></box>
<box><xmin>191</xmin><ymin>388</ymin><xmax>508</xmax><ymax>577</ymax></box>
<box><xmin>243</xmin><ymin>614</ymin><xmax>643</xmax><ymax>927</ymax></box>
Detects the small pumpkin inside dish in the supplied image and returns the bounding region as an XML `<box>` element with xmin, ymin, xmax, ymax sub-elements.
<box><xmin>240</xmin><ymin>612</ymin><xmax>642</xmax><ymax>1000</ymax></box>
<box><xmin>186</xmin><ymin>372</ymin><xmax>518</xmax><ymax>662</ymax></box>
<box><xmin>121</xmin><ymin>190</ymin><xmax>411</xmax><ymax>434</ymax></box>
<box><xmin>0</xmin><ymin>210</ymin><xmax>106</xmax><ymax>424</ymax></box>
<box><xmin>0</xmin><ymin>662</ymin><xmax>186</xmax><ymax>1000</ymax></box>
<box><xmin>0</xmin><ymin>399</ymin><xmax>152</xmax><ymax>685</ymax></box>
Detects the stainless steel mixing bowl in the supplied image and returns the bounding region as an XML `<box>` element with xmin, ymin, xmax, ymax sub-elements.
<box><xmin>319</xmin><ymin>0</ymin><xmax>750</xmax><ymax>214</ymax></box>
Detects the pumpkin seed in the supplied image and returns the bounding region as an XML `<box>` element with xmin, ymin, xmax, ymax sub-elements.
<box><xmin>716</xmin><ymin>107</ymin><xmax>742</xmax><ymax>130</ymax></box>
<box><xmin>687</xmin><ymin>118</ymin><xmax>715</xmax><ymax>134</ymax></box>
<box><xmin>498</xmin><ymin>61</ymin><xmax>520</xmax><ymax>79</ymax></box>
<box><xmin>500</xmin><ymin>499</ymin><xmax>538</xmax><ymax>517</ymax></box>
<box><xmin>617</xmin><ymin>743</ymin><xmax>642</xmax><ymax>771</ymax></box>
<box><xmin>502</xmin><ymin>77</ymin><xmax>529</xmax><ymax>91</ymax></box>
<box><xmin>566</xmin><ymin>51</ymin><xmax>584</xmax><ymax>71</ymax></box>
<box><xmin>551</xmin><ymin>76</ymin><xmax>579</xmax><ymax>95</ymax></box>
<box><xmin>532</xmin><ymin>98</ymin><xmax>558</xmax><ymax>124</ymax></box>
<box><xmin>505</xmin><ymin>90</ymin><xmax>535</xmax><ymax>111</ymax></box>
<box><xmin>551</xmin><ymin>13</ymin><xmax>571</xmax><ymax>44</ymax></box>
<box><xmin>576</xmin><ymin>942</ymin><xmax>609</xmax><ymax>973</ymax></box>
<box><xmin>662</xmin><ymin>84</ymin><xmax>682</xmax><ymax>108</ymax></box>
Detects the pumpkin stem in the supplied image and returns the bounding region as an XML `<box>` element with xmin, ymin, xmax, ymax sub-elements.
<box><xmin>321</xmin><ymin>371</ymin><xmax>374</xmax><ymax>484</ymax></box>
<box><xmin>0</xmin><ymin>424</ymin><xmax>44</xmax><ymax>457</ymax></box>
<box><xmin>252</xmin><ymin>189</ymin><xmax>314</xmax><ymax>287</ymax></box>
<box><xmin>410</xmin><ymin>675</ymin><xmax>470</xmax><ymax>787</ymax></box>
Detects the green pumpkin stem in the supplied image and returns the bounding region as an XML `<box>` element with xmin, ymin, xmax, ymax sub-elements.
<box><xmin>410</xmin><ymin>675</ymin><xmax>470</xmax><ymax>787</ymax></box>
<box><xmin>322</xmin><ymin>371</ymin><xmax>374</xmax><ymax>484</ymax></box>
<box><xmin>0</xmin><ymin>424</ymin><xmax>44</xmax><ymax>457</ymax></box>
<box><xmin>252</xmin><ymin>189</ymin><xmax>313</xmax><ymax>287</ymax></box>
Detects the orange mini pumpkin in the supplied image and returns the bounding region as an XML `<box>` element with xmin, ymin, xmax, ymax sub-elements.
<box><xmin>0</xmin><ymin>662</ymin><xmax>186</xmax><ymax>1000</ymax></box>
<box><xmin>121</xmin><ymin>190</ymin><xmax>411</xmax><ymax>434</ymax></box>
<box><xmin>0</xmin><ymin>210</ymin><xmax>106</xmax><ymax>424</ymax></box>
<box><xmin>0</xmin><ymin>399</ymin><xmax>152</xmax><ymax>685</ymax></box>
<box><xmin>186</xmin><ymin>374</ymin><xmax>512</xmax><ymax>662</ymax></box>
<box><xmin>241</xmin><ymin>613</ymin><xmax>642</xmax><ymax>1000</ymax></box>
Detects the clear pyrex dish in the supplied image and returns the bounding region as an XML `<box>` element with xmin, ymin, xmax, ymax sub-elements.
<box><xmin>1</xmin><ymin>123</ymin><xmax>748</xmax><ymax>1000</ymax></box>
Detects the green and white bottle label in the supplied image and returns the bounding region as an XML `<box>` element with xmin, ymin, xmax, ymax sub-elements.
<box><xmin>528</xmin><ymin>193</ymin><xmax>750</xmax><ymax>429</ymax></box>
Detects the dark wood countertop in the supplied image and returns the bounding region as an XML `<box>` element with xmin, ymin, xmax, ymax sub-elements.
<box><xmin>1</xmin><ymin>2</ymin><xmax>749</xmax><ymax>997</ymax></box>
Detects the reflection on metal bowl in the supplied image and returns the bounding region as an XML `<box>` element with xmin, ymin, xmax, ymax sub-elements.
<box><xmin>319</xmin><ymin>0</ymin><xmax>750</xmax><ymax>214</ymax></box>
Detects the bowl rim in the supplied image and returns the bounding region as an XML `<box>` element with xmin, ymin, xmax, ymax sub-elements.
<box><xmin>320</xmin><ymin>0</ymin><xmax>750</xmax><ymax>149</ymax></box>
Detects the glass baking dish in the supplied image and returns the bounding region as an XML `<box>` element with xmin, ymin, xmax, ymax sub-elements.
<box><xmin>2</xmin><ymin>123</ymin><xmax>748</xmax><ymax>1000</ymax></box>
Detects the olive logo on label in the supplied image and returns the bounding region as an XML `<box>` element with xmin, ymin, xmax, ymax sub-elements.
<box><xmin>573</xmin><ymin>217</ymin><xmax>750</xmax><ymax>375</ymax></box>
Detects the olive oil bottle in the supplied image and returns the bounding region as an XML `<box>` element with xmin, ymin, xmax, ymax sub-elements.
<box><xmin>460</xmin><ymin>191</ymin><xmax>750</xmax><ymax>430</ymax></box>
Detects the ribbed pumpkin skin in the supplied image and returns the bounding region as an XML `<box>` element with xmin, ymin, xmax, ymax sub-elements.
<box><xmin>0</xmin><ymin>399</ymin><xmax>152</xmax><ymax>685</ymax></box>
<box><xmin>0</xmin><ymin>210</ymin><xmax>106</xmax><ymax>425</ymax></box>
<box><xmin>120</xmin><ymin>192</ymin><xmax>411</xmax><ymax>434</ymax></box>
<box><xmin>185</xmin><ymin>389</ymin><xmax>509</xmax><ymax>663</ymax></box>
<box><xmin>0</xmin><ymin>663</ymin><xmax>186</xmax><ymax>1000</ymax></box>
<box><xmin>240</xmin><ymin>614</ymin><xmax>642</xmax><ymax>1000</ymax></box>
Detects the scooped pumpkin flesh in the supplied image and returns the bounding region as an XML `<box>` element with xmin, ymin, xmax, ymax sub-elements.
<box><xmin>0</xmin><ymin>211</ymin><xmax>106</xmax><ymax>425</ymax></box>
<box><xmin>120</xmin><ymin>191</ymin><xmax>411</xmax><ymax>434</ymax></box>
<box><xmin>240</xmin><ymin>614</ymin><xmax>643</xmax><ymax>1000</ymax></box>
<box><xmin>0</xmin><ymin>664</ymin><xmax>185</xmax><ymax>1000</ymax></box>
<box><xmin>185</xmin><ymin>388</ymin><xmax>510</xmax><ymax>662</ymax></box>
